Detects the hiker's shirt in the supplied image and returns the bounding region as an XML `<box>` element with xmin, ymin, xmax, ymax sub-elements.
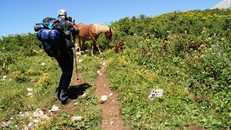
<box><xmin>56</xmin><ymin>16</ymin><xmax>79</xmax><ymax>52</ymax></box>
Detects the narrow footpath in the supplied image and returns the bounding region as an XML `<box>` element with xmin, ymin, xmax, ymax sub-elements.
<box><xmin>93</xmin><ymin>58</ymin><xmax>127</xmax><ymax>130</ymax></box>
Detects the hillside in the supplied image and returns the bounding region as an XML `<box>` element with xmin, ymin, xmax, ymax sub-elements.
<box><xmin>0</xmin><ymin>8</ymin><xmax>231</xmax><ymax>129</ymax></box>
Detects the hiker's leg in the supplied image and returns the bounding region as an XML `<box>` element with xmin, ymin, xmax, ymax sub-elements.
<box><xmin>55</xmin><ymin>57</ymin><xmax>62</xmax><ymax>100</ymax></box>
<box><xmin>56</xmin><ymin>49</ymin><xmax>73</xmax><ymax>103</ymax></box>
<box><xmin>55</xmin><ymin>83</ymin><xmax>61</xmax><ymax>99</ymax></box>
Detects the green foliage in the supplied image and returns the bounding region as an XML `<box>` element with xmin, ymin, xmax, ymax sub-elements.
<box><xmin>77</xmin><ymin>94</ymin><xmax>98</xmax><ymax>106</ymax></box>
<box><xmin>0</xmin><ymin>33</ymin><xmax>42</xmax><ymax>76</ymax></box>
<box><xmin>1</xmin><ymin>8</ymin><xmax>231</xmax><ymax>129</ymax></box>
<box><xmin>97</xmin><ymin>8</ymin><xmax>231</xmax><ymax>129</ymax></box>
<box><xmin>0</xmin><ymin>30</ymin><xmax>103</xmax><ymax>129</ymax></box>
<box><xmin>77</xmin><ymin>55</ymin><xmax>101</xmax><ymax>83</ymax></box>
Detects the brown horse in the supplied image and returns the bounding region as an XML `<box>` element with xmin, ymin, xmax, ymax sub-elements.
<box><xmin>71</xmin><ymin>20</ymin><xmax>113</xmax><ymax>55</ymax></box>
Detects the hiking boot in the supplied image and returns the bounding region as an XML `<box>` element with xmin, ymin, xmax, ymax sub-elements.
<box><xmin>61</xmin><ymin>98</ymin><xmax>72</xmax><ymax>106</ymax></box>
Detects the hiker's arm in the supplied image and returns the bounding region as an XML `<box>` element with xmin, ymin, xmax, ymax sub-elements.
<box><xmin>68</xmin><ymin>21</ymin><xmax>79</xmax><ymax>35</ymax></box>
<box><xmin>68</xmin><ymin>16</ymin><xmax>72</xmax><ymax>22</ymax></box>
<box><xmin>71</xmin><ymin>26</ymin><xmax>79</xmax><ymax>35</ymax></box>
<box><xmin>65</xmin><ymin>16</ymin><xmax>72</xmax><ymax>22</ymax></box>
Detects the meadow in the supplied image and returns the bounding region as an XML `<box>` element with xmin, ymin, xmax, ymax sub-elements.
<box><xmin>0</xmin><ymin>8</ymin><xmax>231</xmax><ymax>129</ymax></box>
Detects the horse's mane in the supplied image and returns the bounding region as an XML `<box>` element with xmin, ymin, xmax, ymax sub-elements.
<box><xmin>92</xmin><ymin>24</ymin><xmax>112</xmax><ymax>35</ymax></box>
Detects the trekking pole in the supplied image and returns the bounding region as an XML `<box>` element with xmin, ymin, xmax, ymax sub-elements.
<box><xmin>56</xmin><ymin>64</ymin><xmax>59</xmax><ymax>84</ymax></box>
<box><xmin>73</xmin><ymin>36</ymin><xmax>79</xmax><ymax>80</ymax></box>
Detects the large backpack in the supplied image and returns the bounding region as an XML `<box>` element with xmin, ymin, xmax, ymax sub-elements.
<box><xmin>35</xmin><ymin>17</ymin><xmax>66</xmax><ymax>57</ymax></box>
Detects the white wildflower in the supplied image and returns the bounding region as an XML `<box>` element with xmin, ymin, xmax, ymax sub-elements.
<box><xmin>27</xmin><ymin>88</ymin><xmax>33</xmax><ymax>91</ymax></box>
<box><xmin>2</xmin><ymin>76</ymin><xmax>7</xmax><ymax>81</ymax></box>
<box><xmin>148</xmin><ymin>89</ymin><xmax>163</xmax><ymax>100</ymax></box>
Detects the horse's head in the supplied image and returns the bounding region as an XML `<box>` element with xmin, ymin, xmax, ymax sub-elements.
<box><xmin>71</xmin><ymin>20</ymin><xmax>76</xmax><ymax>26</ymax></box>
<box><xmin>105</xmin><ymin>28</ymin><xmax>113</xmax><ymax>43</ymax></box>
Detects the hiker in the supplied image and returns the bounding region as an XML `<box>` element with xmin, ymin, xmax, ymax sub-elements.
<box><xmin>35</xmin><ymin>9</ymin><xmax>79</xmax><ymax>106</ymax></box>
<box><xmin>54</xmin><ymin>9</ymin><xmax>79</xmax><ymax>106</ymax></box>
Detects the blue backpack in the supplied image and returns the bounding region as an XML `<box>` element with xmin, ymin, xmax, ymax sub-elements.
<box><xmin>35</xmin><ymin>17</ymin><xmax>63</xmax><ymax>57</ymax></box>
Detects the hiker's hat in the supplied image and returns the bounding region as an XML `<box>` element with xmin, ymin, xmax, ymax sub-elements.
<box><xmin>57</xmin><ymin>9</ymin><xmax>67</xmax><ymax>19</ymax></box>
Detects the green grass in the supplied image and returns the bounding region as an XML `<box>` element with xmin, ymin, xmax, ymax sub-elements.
<box><xmin>1</xmin><ymin>8</ymin><xmax>231</xmax><ymax>129</ymax></box>
<box><xmin>0</xmin><ymin>50</ymin><xmax>103</xmax><ymax>129</ymax></box>
<box><xmin>36</xmin><ymin>105</ymin><xmax>102</xmax><ymax>130</ymax></box>
<box><xmin>77</xmin><ymin>55</ymin><xmax>101</xmax><ymax>84</ymax></box>
<box><xmin>99</xmin><ymin>45</ymin><xmax>231</xmax><ymax>129</ymax></box>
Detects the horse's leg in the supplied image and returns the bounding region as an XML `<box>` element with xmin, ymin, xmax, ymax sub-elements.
<box><xmin>77</xmin><ymin>37</ymin><xmax>81</xmax><ymax>55</ymax></box>
<box><xmin>73</xmin><ymin>36</ymin><xmax>78</xmax><ymax>54</ymax></box>
<box><xmin>82</xmin><ymin>40</ymin><xmax>86</xmax><ymax>54</ymax></box>
<box><xmin>91</xmin><ymin>35</ymin><xmax>102</xmax><ymax>55</ymax></box>
<box><xmin>73</xmin><ymin>36</ymin><xmax>76</xmax><ymax>46</ymax></box>
<box><xmin>95</xmin><ymin>37</ymin><xmax>102</xmax><ymax>54</ymax></box>
<box><xmin>91</xmin><ymin>42</ymin><xmax>94</xmax><ymax>56</ymax></box>
<box><xmin>89</xmin><ymin>34</ymin><xmax>95</xmax><ymax>55</ymax></box>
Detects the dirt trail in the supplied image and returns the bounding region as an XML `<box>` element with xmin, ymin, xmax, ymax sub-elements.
<box><xmin>71</xmin><ymin>57</ymin><xmax>127</xmax><ymax>130</ymax></box>
<box><xmin>93</xmin><ymin>58</ymin><xmax>127</xmax><ymax>130</ymax></box>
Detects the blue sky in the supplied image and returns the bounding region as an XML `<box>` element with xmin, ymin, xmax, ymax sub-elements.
<box><xmin>0</xmin><ymin>0</ymin><xmax>222</xmax><ymax>38</ymax></box>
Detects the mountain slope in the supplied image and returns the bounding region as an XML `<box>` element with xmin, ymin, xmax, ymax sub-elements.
<box><xmin>211</xmin><ymin>0</ymin><xmax>231</xmax><ymax>9</ymax></box>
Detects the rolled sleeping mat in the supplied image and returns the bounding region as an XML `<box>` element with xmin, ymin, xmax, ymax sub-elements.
<box><xmin>36</xmin><ymin>29</ymin><xmax>60</xmax><ymax>44</ymax></box>
<box><xmin>34</xmin><ymin>23</ymin><xmax>42</xmax><ymax>32</ymax></box>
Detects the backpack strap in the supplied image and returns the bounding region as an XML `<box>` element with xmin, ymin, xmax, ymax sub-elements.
<box><xmin>40</xmin><ymin>22</ymin><xmax>44</xmax><ymax>28</ymax></box>
<box><xmin>47</xmin><ymin>29</ymin><xmax>52</xmax><ymax>43</ymax></box>
<box><xmin>48</xmin><ymin>22</ymin><xmax>53</xmax><ymax>29</ymax></box>
<box><xmin>39</xmin><ymin>29</ymin><xmax>42</xmax><ymax>40</ymax></box>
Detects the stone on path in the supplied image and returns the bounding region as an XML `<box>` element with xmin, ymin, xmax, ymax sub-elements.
<box><xmin>71</xmin><ymin>116</ymin><xmax>83</xmax><ymax>121</ymax></box>
<box><xmin>100</xmin><ymin>95</ymin><xmax>108</xmax><ymax>101</ymax></box>
<box><xmin>50</xmin><ymin>105</ymin><xmax>59</xmax><ymax>112</ymax></box>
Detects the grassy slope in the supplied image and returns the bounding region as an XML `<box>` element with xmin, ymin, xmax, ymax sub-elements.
<box><xmin>97</xmin><ymin>8</ymin><xmax>231</xmax><ymax>129</ymax></box>
<box><xmin>0</xmin><ymin>34</ymin><xmax>103</xmax><ymax>129</ymax></box>
<box><xmin>1</xmin><ymin>8</ymin><xmax>231</xmax><ymax>129</ymax></box>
